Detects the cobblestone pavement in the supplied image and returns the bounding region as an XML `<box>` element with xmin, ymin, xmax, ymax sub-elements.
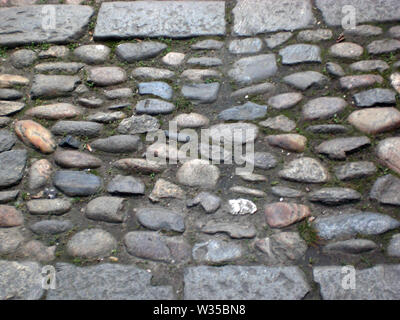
<box><xmin>1</xmin><ymin>0</ymin><xmax>400</xmax><ymax>300</ymax></box>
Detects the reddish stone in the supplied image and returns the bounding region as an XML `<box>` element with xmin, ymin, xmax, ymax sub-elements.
<box><xmin>348</xmin><ymin>107</ymin><xmax>400</xmax><ymax>134</ymax></box>
<box><xmin>0</xmin><ymin>205</ymin><xmax>23</xmax><ymax>227</ymax></box>
<box><xmin>264</xmin><ymin>202</ymin><xmax>311</xmax><ymax>228</ymax></box>
<box><xmin>15</xmin><ymin>120</ymin><xmax>56</xmax><ymax>154</ymax></box>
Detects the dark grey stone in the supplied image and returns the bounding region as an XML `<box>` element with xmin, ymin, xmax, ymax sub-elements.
<box><xmin>94</xmin><ymin>1</ymin><xmax>225</xmax><ymax>39</ymax></box>
<box><xmin>309</xmin><ymin>188</ymin><xmax>361</xmax><ymax>205</ymax></box>
<box><xmin>335</xmin><ymin>161</ymin><xmax>377</xmax><ymax>181</ymax></box>
<box><xmin>0</xmin><ymin>190</ymin><xmax>19</xmax><ymax>204</ymax></box>
<box><xmin>30</xmin><ymin>220</ymin><xmax>73</xmax><ymax>235</ymax></box>
<box><xmin>85</xmin><ymin>196</ymin><xmax>126</xmax><ymax>223</ymax></box>
<box><xmin>34</xmin><ymin>62</ymin><xmax>84</xmax><ymax>74</ymax></box>
<box><xmin>184</xmin><ymin>266</ymin><xmax>310</xmax><ymax>300</ymax></box>
<box><xmin>0</xmin><ymin>150</ymin><xmax>27</xmax><ymax>188</ymax></box>
<box><xmin>218</xmin><ymin>102</ymin><xmax>267</xmax><ymax>121</ymax></box>
<box><xmin>46</xmin><ymin>263</ymin><xmax>174</xmax><ymax>300</ymax></box>
<box><xmin>135</xmin><ymin>99</ymin><xmax>176</xmax><ymax>115</ymax></box>
<box><xmin>52</xmin><ymin>121</ymin><xmax>103</xmax><ymax>138</ymax></box>
<box><xmin>187</xmin><ymin>192</ymin><xmax>221</xmax><ymax>214</ymax></box>
<box><xmin>107</xmin><ymin>175</ymin><xmax>145</xmax><ymax>195</ymax></box>
<box><xmin>242</xmin><ymin>152</ymin><xmax>277</xmax><ymax>170</ymax></box>
<box><xmin>30</xmin><ymin>75</ymin><xmax>80</xmax><ymax>99</ymax></box>
<box><xmin>136</xmin><ymin>207</ymin><xmax>185</xmax><ymax>233</ymax></box>
<box><xmin>201</xmin><ymin>221</ymin><xmax>256</xmax><ymax>239</ymax></box>
<box><xmin>0</xmin><ymin>129</ymin><xmax>16</xmax><ymax>153</ymax></box>
<box><xmin>91</xmin><ymin>135</ymin><xmax>141</xmax><ymax>153</ymax></box>
<box><xmin>324</xmin><ymin>239</ymin><xmax>377</xmax><ymax>254</ymax></box>
<box><xmin>0</xmin><ymin>89</ymin><xmax>22</xmax><ymax>100</ymax></box>
<box><xmin>53</xmin><ymin>170</ymin><xmax>102</xmax><ymax>196</ymax></box>
<box><xmin>0</xmin><ymin>5</ymin><xmax>94</xmax><ymax>46</ymax></box>
<box><xmin>316</xmin><ymin>136</ymin><xmax>371</xmax><ymax>160</ymax></box>
<box><xmin>306</xmin><ymin>124</ymin><xmax>349</xmax><ymax>134</ymax></box>
<box><xmin>10</xmin><ymin>49</ymin><xmax>37</xmax><ymax>68</ymax></box>
<box><xmin>353</xmin><ymin>88</ymin><xmax>397</xmax><ymax>107</ymax></box>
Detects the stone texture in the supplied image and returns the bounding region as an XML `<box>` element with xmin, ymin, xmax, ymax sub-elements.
<box><xmin>104</xmin><ymin>88</ymin><xmax>133</xmax><ymax>100</ymax></box>
<box><xmin>335</xmin><ymin>161</ymin><xmax>377</xmax><ymax>181</ymax></box>
<box><xmin>27</xmin><ymin>199</ymin><xmax>71</xmax><ymax>215</ymax></box>
<box><xmin>266</xmin><ymin>134</ymin><xmax>307</xmax><ymax>152</ymax></box>
<box><xmin>344</xmin><ymin>25</ymin><xmax>383</xmax><ymax>37</ymax></box>
<box><xmin>135</xmin><ymin>99</ymin><xmax>176</xmax><ymax>114</ymax></box>
<box><xmin>173</xmin><ymin>113</ymin><xmax>209</xmax><ymax>128</ymax></box>
<box><xmin>113</xmin><ymin>158</ymin><xmax>166</xmax><ymax>174</ymax></box>
<box><xmin>177</xmin><ymin>159</ymin><xmax>219</xmax><ymax>188</ymax></box>
<box><xmin>149</xmin><ymin>179</ymin><xmax>185</xmax><ymax>202</ymax></box>
<box><xmin>0</xmin><ymin>89</ymin><xmax>22</xmax><ymax>100</ymax></box>
<box><xmin>192</xmin><ymin>39</ymin><xmax>224</xmax><ymax>50</ymax></box>
<box><xmin>201</xmin><ymin>221</ymin><xmax>256</xmax><ymax>239</ymax></box>
<box><xmin>0</xmin><ymin>101</ymin><xmax>25</xmax><ymax>116</ymax></box>
<box><xmin>53</xmin><ymin>170</ymin><xmax>102</xmax><ymax>196</ymax></box>
<box><xmin>19</xmin><ymin>240</ymin><xmax>55</xmax><ymax>263</ymax></box>
<box><xmin>87</xmin><ymin>111</ymin><xmax>126</xmax><ymax>124</ymax></box>
<box><xmin>0</xmin><ymin>74</ymin><xmax>29</xmax><ymax>88</ymax></box>
<box><xmin>0</xmin><ymin>5</ymin><xmax>94</xmax><ymax>46</ymax></box>
<box><xmin>367</xmin><ymin>39</ymin><xmax>400</xmax><ymax>55</ymax></box>
<box><xmin>0</xmin><ymin>261</ymin><xmax>43</xmax><ymax>300</ymax></box>
<box><xmin>228</xmin><ymin>38</ymin><xmax>263</xmax><ymax>54</ymax></box>
<box><xmin>387</xmin><ymin>234</ymin><xmax>400</xmax><ymax>257</ymax></box>
<box><xmin>124</xmin><ymin>231</ymin><xmax>191</xmax><ymax>263</ymax></box>
<box><xmin>67</xmin><ymin>229</ymin><xmax>117</xmax><ymax>259</ymax></box>
<box><xmin>348</xmin><ymin>107</ymin><xmax>400</xmax><ymax>134</ymax></box>
<box><xmin>314</xmin><ymin>212</ymin><xmax>400</xmax><ymax>240</ymax></box>
<box><xmin>329</xmin><ymin>42</ymin><xmax>363</xmax><ymax>59</ymax></box>
<box><xmin>15</xmin><ymin>120</ymin><xmax>56</xmax><ymax>154</ymax></box>
<box><xmin>187</xmin><ymin>192</ymin><xmax>221</xmax><ymax>214</ymax></box>
<box><xmin>91</xmin><ymin>135</ymin><xmax>141</xmax><ymax>153</ymax></box>
<box><xmin>136</xmin><ymin>207</ymin><xmax>185</xmax><ymax>233</ymax></box>
<box><xmin>324</xmin><ymin>239</ymin><xmax>377</xmax><ymax>254</ymax></box>
<box><xmin>279</xmin><ymin>157</ymin><xmax>329</xmax><ymax>183</ymax></box>
<box><xmin>229</xmin><ymin>199</ymin><xmax>257</xmax><ymax>215</ymax></box>
<box><xmin>85</xmin><ymin>197</ymin><xmax>126</xmax><ymax>223</ymax></box>
<box><xmin>46</xmin><ymin>263</ymin><xmax>174</xmax><ymax>300</ymax></box>
<box><xmin>279</xmin><ymin>44</ymin><xmax>321</xmax><ymax>64</ymax></box>
<box><xmin>34</xmin><ymin>62</ymin><xmax>84</xmax><ymax>74</ymax></box>
<box><xmin>268</xmin><ymin>92</ymin><xmax>303</xmax><ymax>110</ymax></box>
<box><xmin>132</xmin><ymin>67</ymin><xmax>174</xmax><ymax>81</ymax></box>
<box><xmin>54</xmin><ymin>151</ymin><xmax>102</xmax><ymax>169</ymax></box>
<box><xmin>30</xmin><ymin>75</ymin><xmax>80</xmax><ymax>99</ymax></box>
<box><xmin>316</xmin><ymin>137</ymin><xmax>370</xmax><ymax>160</ymax></box>
<box><xmin>0</xmin><ymin>190</ymin><xmax>19</xmax><ymax>204</ymax></box>
<box><xmin>297</xmin><ymin>29</ymin><xmax>332</xmax><ymax>42</ymax></box>
<box><xmin>271</xmin><ymin>186</ymin><xmax>304</xmax><ymax>198</ymax></box>
<box><xmin>370</xmin><ymin>174</ymin><xmax>400</xmax><ymax>206</ymax></box>
<box><xmin>52</xmin><ymin>121</ymin><xmax>103</xmax><ymax>138</ymax></box>
<box><xmin>307</xmin><ymin>124</ymin><xmax>349</xmax><ymax>134</ymax></box>
<box><xmin>74</xmin><ymin>45</ymin><xmax>110</xmax><ymax>64</ymax></box>
<box><xmin>162</xmin><ymin>52</ymin><xmax>185</xmax><ymax>66</ymax></box>
<box><xmin>10</xmin><ymin>49</ymin><xmax>37</xmax><ymax>68</ymax></box>
<box><xmin>0</xmin><ymin>129</ymin><xmax>15</xmax><ymax>153</ymax></box>
<box><xmin>0</xmin><ymin>150</ymin><xmax>27</xmax><ymax>188</ymax></box>
<box><xmin>313</xmin><ymin>265</ymin><xmax>400</xmax><ymax>300</ymax></box>
<box><xmin>241</xmin><ymin>152</ymin><xmax>277</xmax><ymax>170</ymax></box>
<box><xmin>181</xmin><ymin>83</ymin><xmax>220</xmax><ymax>104</ymax></box>
<box><xmin>353</xmin><ymin>89</ymin><xmax>397</xmax><ymax>107</ymax></box>
<box><xmin>315</xmin><ymin>0</ymin><xmax>400</xmax><ymax>26</ymax></box>
<box><xmin>302</xmin><ymin>97</ymin><xmax>347</xmax><ymax>121</ymax></box>
<box><xmin>232</xmin><ymin>0</ymin><xmax>315</xmax><ymax>35</ymax></box>
<box><xmin>231</xmin><ymin>82</ymin><xmax>276</xmax><ymax>98</ymax></box>
<box><xmin>283</xmin><ymin>71</ymin><xmax>327</xmax><ymax>90</ymax></box>
<box><xmin>118</xmin><ymin>115</ymin><xmax>159</xmax><ymax>135</ymax></box>
<box><xmin>218</xmin><ymin>102</ymin><xmax>267</xmax><ymax>121</ymax></box>
<box><xmin>255</xmin><ymin>232</ymin><xmax>307</xmax><ymax>264</ymax></box>
<box><xmin>184</xmin><ymin>265</ymin><xmax>310</xmax><ymax>300</ymax></box>
<box><xmin>0</xmin><ymin>205</ymin><xmax>23</xmax><ymax>227</ymax></box>
<box><xmin>265</xmin><ymin>32</ymin><xmax>293</xmax><ymax>49</ymax></box>
<box><xmin>228</xmin><ymin>54</ymin><xmax>277</xmax><ymax>85</ymax></box>
<box><xmin>309</xmin><ymin>188</ymin><xmax>361</xmax><ymax>205</ymax></box>
<box><xmin>187</xmin><ymin>57</ymin><xmax>222</xmax><ymax>67</ymax></box>
<box><xmin>350</xmin><ymin>60</ymin><xmax>389</xmax><ymax>73</ymax></box>
<box><xmin>181</xmin><ymin>69</ymin><xmax>221</xmax><ymax>83</ymax></box>
<box><xmin>259</xmin><ymin>115</ymin><xmax>296</xmax><ymax>132</ymax></box>
<box><xmin>230</xmin><ymin>186</ymin><xmax>266</xmax><ymax>198</ymax></box>
<box><xmin>376</xmin><ymin>137</ymin><xmax>400</xmax><ymax>175</ymax></box>
<box><xmin>116</xmin><ymin>42</ymin><xmax>166</xmax><ymax>62</ymax></box>
<box><xmin>264</xmin><ymin>202</ymin><xmax>311</xmax><ymax>228</ymax></box>
<box><xmin>0</xmin><ymin>228</ymin><xmax>24</xmax><ymax>255</ymax></box>
<box><xmin>192</xmin><ymin>239</ymin><xmax>242</xmax><ymax>263</ymax></box>
<box><xmin>138</xmin><ymin>81</ymin><xmax>173</xmax><ymax>100</ymax></box>
<box><xmin>26</xmin><ymin>103</ymin><xmax>82</xmax><ymax>120</ymax></box>
<box><xmin>87</xmin><ymin>67</ymin><xmax>127</xmax><ymax>87</ymax></box>
<box><xmin>340</xmin><ymin>75</ymin><xmax>384</xmax><ymax>90</ymax></box>
<box><xmin>207</xmin><ymin>122</ymin><xmax>258</xmax><ymax>145</ymax></box>
<box><xmin>107</xmin><ymin>175</ymin><xmax>145</xmax><ymax>195</ymax></box>
<box><xmin>94</xmin><ymin>1</ymin><xmax>225</xmax><ymax>39</ymax></box>
<box><xmin>326</xmin><ymin>62</ymin><xmax>345</xmax><ymax>77</ymax></box>
<box><xmin>30</xmin><ymin>220</ymin><xmax>73</xmax><ymax>235</ymax></box>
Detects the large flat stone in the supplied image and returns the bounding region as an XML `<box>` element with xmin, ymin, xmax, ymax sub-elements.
<box><xmin>314</xmin><ymin>265</ymin><xmax>400</xmax><ymax>300</ymax></box>
<box><xmin>233</xmin><ymin>0</ymin><xmax>315</xmax><ymax>36</ymax></box>
<box><xmin>0</xmin><ymin>5</ymin><xmax>94</xmax><ymax>46</ymax></box>
<box><xmin>315</xmin><ymin>0</ymin><xmax>400</xmax><ymax>26</ymax></box>
<box><xmin>184</xmin><ymin>266</ymin><xmax>310</xmax><ymax>300</ymax></box>
<box><xmin>94</xmin><ymin>1</ymin><xmax>225</xmax><ymax>40</ymax></box>
<box><xmin>47</xmin><ymin>263</ymin><xmax>174</xmax><ymax>300</ymax></box>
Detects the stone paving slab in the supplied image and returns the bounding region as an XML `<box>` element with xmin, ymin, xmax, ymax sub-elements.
<box><xmin>315</xmin><ymin>0</ymin><xmax>400</xmax><ymax>26</ymax></box>
<box><xmin>94</xmin><ymin>1</ymin><xmax>226</xmax><ymax>40</ymax></box>
<box><xmin>313</xmin><ymin>265</ymin><xmax>400</xmax><ymax>300</ymax></box>
<box><xmin>46</xmin><ymin>263</ymin><xmax>175</xmax><ymax>300</ymax></box>
<box><xmin>0</xmin><ymin>5</ymin><xmax>94</xmax><ymax>46</ymax></box>
<box><xmin>183</xmin><ymin>266</ymin><xmax>310</xmax><ymax>300</ymax></box>
<box><xmin>232</xmin><ymin>0</ymin><xmax>315</xmax><ymax>36</ymax></box>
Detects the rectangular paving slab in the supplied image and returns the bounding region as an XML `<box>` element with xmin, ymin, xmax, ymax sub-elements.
<box><xmin>0</xmin><ymin>5</ymin><xmax>94</xmax><ymax>47</ymax></box>
<box><xmin>232</xmin><ymin>0</ymin><xmax>315</xmax><ymax>36</ymax></box>
<box><xmin>94</xmin><ymin>1</ymin><xmax>226</xmax><ymax>40</ymax></box>
<box><xmin>315</xmin><ymin>0</ymin><xmax>400</xmax><ymax>26</ymax></box>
